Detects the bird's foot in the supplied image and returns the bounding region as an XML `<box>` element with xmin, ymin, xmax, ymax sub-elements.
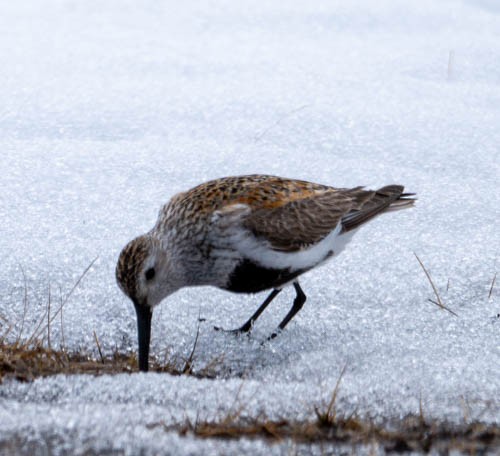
<box><xmin>213</xmin><ymin>324</ymin><xmax>252</xmax><ymax>335</ymax></box>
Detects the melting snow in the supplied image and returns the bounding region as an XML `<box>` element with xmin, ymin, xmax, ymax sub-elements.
<box><xmin>0</xmin><ymin>0</ymin><xmax>499</xmax><ymax>453</ymax></box>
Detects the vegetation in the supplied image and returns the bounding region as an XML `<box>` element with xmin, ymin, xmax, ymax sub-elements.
<box><xmin>1</xmin><ymin>259</ymin><xmax>498</xmax><ymax>453</ymax></box>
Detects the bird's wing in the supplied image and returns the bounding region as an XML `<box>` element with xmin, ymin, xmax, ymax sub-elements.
<box><xmin>212</xmin><ymin>178</ymin><xmax>375</xmax><ymax>252</ymax></box>
<box><xmin>240</xmin><ymin>193</ymin><xmax>344</xmax><ymax>251</ymax></box>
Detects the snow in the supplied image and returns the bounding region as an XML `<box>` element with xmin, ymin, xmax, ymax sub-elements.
<box><xmin>0</xmin><ymin>0</ymin><xmax>499</xmax><ymax>453</ymax></box>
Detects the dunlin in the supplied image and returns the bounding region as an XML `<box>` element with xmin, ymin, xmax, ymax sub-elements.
<box><xmin>116</xmin><ymin>175</ymin><xmax>415</xmax><ymax>371</ymax></box>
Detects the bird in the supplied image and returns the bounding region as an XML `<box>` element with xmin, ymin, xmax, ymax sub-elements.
<box><xmin>116</xmin><ymin>174</ymin><xmax>415</xmax><ymax>372</ymax></box>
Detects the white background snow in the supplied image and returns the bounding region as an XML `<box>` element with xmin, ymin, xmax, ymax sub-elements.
<box><xmin>0</xmin><ymin>0</ymin><xmax>499</xmax><ymax>454</ymax></box>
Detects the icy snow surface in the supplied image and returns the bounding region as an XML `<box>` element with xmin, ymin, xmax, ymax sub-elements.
<box><xmin>0</xmin><ymin>0</ymin><xmax>499</xmax><ymax>454</ymax></box>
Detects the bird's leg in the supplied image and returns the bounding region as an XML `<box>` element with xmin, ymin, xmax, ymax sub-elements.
<box><xmin>269</xmin><ymin>282</ymin><xmax>306</xmax><ymax>339</ymax></box>
<box><xmin>214</xmin><ymin>288</ymin><xmax>281</xmax><ymax>334</ymax></box>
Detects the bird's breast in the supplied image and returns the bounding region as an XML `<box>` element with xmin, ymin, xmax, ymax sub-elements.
<box><xmin>223</xmin><ymin>258</ymin><xmax>307</xmax><ymax>293</ymax></box>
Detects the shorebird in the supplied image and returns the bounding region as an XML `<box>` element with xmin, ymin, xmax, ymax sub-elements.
<box><xmin>116</xmin><ymin>175</ymin><xmax>415</xmax><ymax>371</ymax></box>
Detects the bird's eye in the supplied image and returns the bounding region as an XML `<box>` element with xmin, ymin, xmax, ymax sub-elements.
<box><xmin>145</xmin><ymin>268</ymin><xmax>155</xmax><ymax>281</ymax></box>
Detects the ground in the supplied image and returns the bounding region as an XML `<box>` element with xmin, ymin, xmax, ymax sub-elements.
<box><xmin>0</xmin><ymin>0</ymin><xmax>499</xmax><ymax>454</ymax></box>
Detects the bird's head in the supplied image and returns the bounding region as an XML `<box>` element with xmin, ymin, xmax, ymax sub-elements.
<box><xmin>116</xmin><ymin>234</ymin><xmax>181</xmax><ymax>372</ymax></box>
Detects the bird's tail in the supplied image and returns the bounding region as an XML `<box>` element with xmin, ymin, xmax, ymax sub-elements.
<box><xmin>341</xmin><ymin>185</ymin><xmax>416</xmax><ymax>232</ymax></box>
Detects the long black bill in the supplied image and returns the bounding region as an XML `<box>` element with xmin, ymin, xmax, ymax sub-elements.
<box><xmin>134</xmin><ymin>302</ymin><xmax>153</xmax><ymax>372</ymax></box>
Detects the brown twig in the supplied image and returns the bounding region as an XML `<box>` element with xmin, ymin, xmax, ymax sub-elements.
<box><xmin>47</xmin><ymin>283</ymin><xmax>51</xmax><ymax>349</ymax></box>
<box><xmin>0</xmin><ymin>320</ymin><xmax>14</xmax><ymax>345</ymax></box>
<box><xmin>316</xmin><ymin>364</ymin><xmax>347</xmax><ymax>425</ymax></box>
<box><xmin>93</xmin><ymin>331</ymin><xmax>105</xmax><ymax>364</ymax></box>
<box><xmin>59</xmin><ymin>286</ymin><xmax>66</xmax><ymax>351</ymax></box>
<box><xmin>414</xmin><ymin>253</ymin><xmax>458</xmax><ymax>317</ymax></box>
<box><xmin>182</xmin><ymin>320</ymin><xmax>201</xmax><ymax>374</ymax></box>
<box><xmin>16</xmin><ymin>264</ymin><xmax>29</xmax><ymax>344</ymax></box>
<box><xmin>488</xmin><ymin>273</ymin><xmax>496</xmax><ymax>299</ymax></box>
<box><xmin>32</xmin><ymin>257</ymin><xmax>98</xmax><ymax>342</ymax></box>
<box><xmin>147</xmin><ymin>413</ymin><xmax>500</xmax><ymax>454</ymax></box>
<box><xmin>419</xmin><ymin>393</ymin><xmax>426</xmax><ymax>427</ymax></box>
<box><xmin>223</xmin><ymin>381</ymin><xmax>246</xmax><ymax>425</ymax></box>
<box><xmin>25</xmin><ymin>305</ymin><xmax>49</xmax><ymax>347</ymax></box>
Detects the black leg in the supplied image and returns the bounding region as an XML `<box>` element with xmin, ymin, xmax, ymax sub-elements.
<box><xmin>214</xmin><ymin>288</ymin><xmax>282</xmax><ymax>334</ymax></box>
<box><xmin>269</xmin><ymin>282</ymin><xmax>306</xmax><ymax>339</ymax></box>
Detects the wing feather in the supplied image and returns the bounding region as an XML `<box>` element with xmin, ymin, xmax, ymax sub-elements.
<box><xmin>243</xmin><ymin>191</ymin><xmax>355</xmax><ymax>251</ymax></box>
<box><xmin>207</xmin><ymin>177</ymin><xmax>412</xmax><ymax>254</ymax></box>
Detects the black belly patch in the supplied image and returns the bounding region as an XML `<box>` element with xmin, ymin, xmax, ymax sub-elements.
<box><xmin>224</xmin><ymin>259</ymin><xmax>306</xmax><ymax>293</ymax></box>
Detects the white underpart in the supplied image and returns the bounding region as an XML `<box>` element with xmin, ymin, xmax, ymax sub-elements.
<box><xmin>211</xmin><ymin>203</ymin><xmax>357</xmax><ymax>271</ymax></box>
<box><xmin>238</xmin><ymin>223</ymin><xmax>357</xmax><ymax>271</ymax></box>
<box><xmin>211</xmin><ymin>203</ymin><xmax>358</xmax><ymax>271</ymax></box>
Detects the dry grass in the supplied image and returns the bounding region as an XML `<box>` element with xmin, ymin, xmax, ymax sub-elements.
<box><xmin>315</xmin><ymin>364</ymin><xmax>348</xmax><ymax>426</ymax></box>
<box><xmin>2</xmin><ymin>336</ymin><xmax>497</xmax><ymax>453</ymax></box>
<box><xmin>414</xmin><ymin>253</ymin><xmax>458</xmax><ymax>317</ymax></box>
<box><xmin>0</xmin><ymin>339</ymin><xmax>223</xmax><ymax>383</ymax></box>
<box><xmin>0</xmin><ymin>342</ymin><xmax>134</xmax><ymax>382</ymax></box>
<box><xmin>143</xmin><ymin>366</ymin><xmax>500</xmax><ymax>453</ymax></box>
<box><xmin>2</xmin><ymin>262</ymin><xmax>499</xmax><ymax>453</ymax></box>
<box><xmin>147</xmin><ymin>409</ymin><xmax>500</xmax><ymax>453</ymax></box>
<box><xmin>0</xmin><ymin>261</ymin><xmax>222</xmax><ymax>383</ymax></box>
<box><xmin>489</xmin><ymin>273</ymin><xmax>497</xmax><ymax>299</ymax></box>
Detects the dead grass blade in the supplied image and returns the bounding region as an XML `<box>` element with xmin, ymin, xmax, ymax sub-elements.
<box><xmin>25</xmin><ymin>305</ymin><xmax>49</xmax><ymax>347</ymax></box>
<box><xmin>223</xmin><ymin>381</ymin><xmax>246</xmax><ymax>425</ymax></box>
<box><xmin>146</xmin><ymin>410</ymin><xmax>500</xmax><ymax>454</ymax></box>
<box><xmin>419</xmin><ymin>393</ymin><xmax>426</xmax><ymax>427</ymax></box>
<box><xmin>0</xmin><ymin>340</ymin><xmax>222</xmax><ymax>383</ymax></box>
<box><xmin>50</xmin><ymin>256</ymin><xmax>98</xmax><ymax>323</ymax></box>
<box><xmin>93</xmin><ymin>331</ymin><xmax>105</xmax><ymax>364</ymax></box>
<box><xmin>414</xmin><ymin>253</ymin><xmax>458</xmax><ymax>317</ymax></box>
<box><xmin>59</xmin><ymin>289</ymin><xmax>66</xmax><ymax>350</ymax></box>
<box><xmin>16</xmin><ymin>264</ymin><xmax>29</xmax><ymax>344</ymax></box>
<box><xmin>315</xmin><ymin>363</ymin><xmax>347</xmax><ymax>425</ymax></box>
<box><xmin>29</xmin><ymin>257</ymin><xmax>98</xmax><ymax>344</ymax></box>
<box><xmin>1</xmin><ymin>266</ymin><xmax>223</xmax><ymax>381</ymax></box>
<box><xmin>47</xmin><ymin>283</ymin><xmax>52</xmax><ymax>349</ymax></box>
<box><xmin>182</xmin><ymin>320</ymin><xmax>201</xmax><ymax>375</ymax></box>
<box><xmin>489</xmin><ymin>273</ymin><xmax>497</xmax><ymax>299</ymax></box>
<box><xmin>0</xmin><ymin>321</ymin><xmax>14</xmax><ymax>345</ymax></box>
